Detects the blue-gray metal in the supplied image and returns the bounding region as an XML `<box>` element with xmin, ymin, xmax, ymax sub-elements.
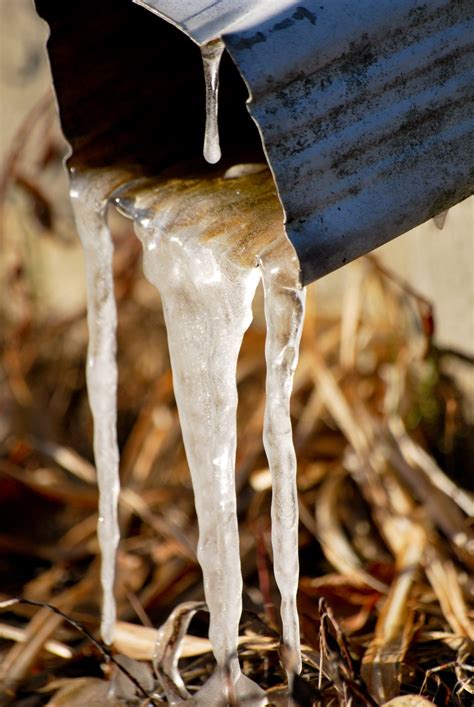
<box><xmin>138</xmin><ymin>0</ymin><xmax>474</xmax><ymax>284</ymax></box>
<box><xmin>133</xmin><ymin>0</ymin><xmax>294</xmax><ymax>44</ymax></box>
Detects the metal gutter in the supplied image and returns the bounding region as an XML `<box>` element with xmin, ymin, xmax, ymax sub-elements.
<box><xmin>225</xmin><ymin>0</ymin><xmax>474</xmax><ymax>283</ymax></box>
<box><xmin>138</xmin><ymin>0</ymin><xmax>474</xmax><ymax>284</ymax></box>
<box><xmin>36</xmin><ymin>0</ymin><xmax>474</xmax><ymax>285</ymax></box>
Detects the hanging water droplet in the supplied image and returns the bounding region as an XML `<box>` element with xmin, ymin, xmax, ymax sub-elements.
<box><xmin>201</xmin><ymin>38</ymin><xmax>225</xmax><ymax>164</ymax></box>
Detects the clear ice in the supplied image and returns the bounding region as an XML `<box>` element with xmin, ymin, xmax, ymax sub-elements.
<box><xmin>69</xmin><ymin>168</ymin><xmax>133</xmax><ymax>645</ymax></box>
<box><xmin>113</xmin><ymin>168</ymin><xmax>305</xmax><ymax>699</ymax></box>
<box><xmin>71</xmin><ymin>165</ymin><xmax>305</xmax><ymax>701</ymax></box>
<box><xmin>259</xmin><ymin>238</ymin><xmax>305</xmax><ymax>678</ymax></box>
<box><xmin>201</xmin><ymin>39</ymin><xmax>225</xmax><ymax>164</ymax></box>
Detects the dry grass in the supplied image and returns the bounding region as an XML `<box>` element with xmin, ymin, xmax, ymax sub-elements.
<box><xmin>0</xmin><ymin>97</ymin><xmax>473</xmax><ymax>706</ymax></box>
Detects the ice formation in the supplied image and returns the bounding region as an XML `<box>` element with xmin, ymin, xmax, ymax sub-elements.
<box><xmin>69</xmin><ymin>168</ymin><xmax>133</xmax><ymax>646</ymax></box>
<box><xmin>112</xmin><ymin>169</ymin><xmax>305</xmax><ymax>700</ymax></box>
<box><xmin>259</xmin><ymin>239</ymin><xmax>305</xmax><ymax>679</ymax></box>
<box><xmin>71</xmin><ymin>163</ymin><xmax>305</xmax><ymax>701</ymax></box>
<box><xmin>201</xmin><ymin>39</ymin><xmax>225</xmax><ymax>164</ymax></box>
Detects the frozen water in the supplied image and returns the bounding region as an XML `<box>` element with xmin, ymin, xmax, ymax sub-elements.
<box><xmin>70</xmin><ymin>162</ymin><xmax>305</xmax><ymax>698</ymax></box>
<box><xmin>201</xmin><ymin>39</ymin><xmax>225</xmax><ymax>164</ymax></box>
<box><xmin>113</xmin><ymin>173</ymin><xmax>261</xmax><ymax>694</ymax></box>
<box><xmin>113</xmin><ymin>167</ymin><xmax>305</xmax><ymax>697</ymax></box>
<box><xmin>69</xmin><ymin>168</ymin><xmax>132</xmax><ymax>645</ymax></box>
<box><xmin>259</xmin><ymin>237</ymin><xmax>305</xmax><ymax>678</ymax></box>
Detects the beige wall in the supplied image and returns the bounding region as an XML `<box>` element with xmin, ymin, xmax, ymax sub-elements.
<box><xmin>375</xmin><ymin>199</ymin><xmax>473</xmax><ymax>356</ymax></box>
<box><xmin>316</xmin><ymin>198</ymin><xmax>473</xmax><ymax>357</ymax></box>
<box><xmin>0</xmin><ymin>0</ymin><xmax>50</xmax><ymax>155</ymax></box>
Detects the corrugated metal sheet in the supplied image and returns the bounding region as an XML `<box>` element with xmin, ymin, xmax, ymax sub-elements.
<box><xmin>37</xmin><ymin>0</ymin><xmax>474</xmax><ymax>285</ymax></box>
<box><xmin>137</xmin><ymin>0</ymin><xmax>474</xmax><ymax>285</ymax></box>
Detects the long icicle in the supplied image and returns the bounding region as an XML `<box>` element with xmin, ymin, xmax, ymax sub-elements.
<box><xmin>134</xmin><ymin>222</ymin><xmax>264</xmax><ymax>704</ymax></box>
<box><xmin>69</xmin><ymin>169</ymin><xmax>123</xmax><ymax>645</ymax></box>
<box><xmin>259</xmin><ymin>236</ymin><xmax>306</xmax><ymax>680</ymax></box>
<box><xmin>112</xmin><ymin>172</ymin><xmax>278</xmax><ymax>704</ymax></box>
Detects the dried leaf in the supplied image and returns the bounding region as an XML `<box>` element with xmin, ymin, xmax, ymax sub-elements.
<box><xmin>113</xmin><ymin>619</ymin><xmax>211</xmax><ymax>662</ymax></box>
<box><xmin>361</xmin><ymin>526</ymin><xmax>426</xmax><ymax>703</ymax></box>
<box><xmin>315</xmin><ymin>469</ymin><xmax>387</xmax><ymax>592</ymax></box>
<box><xmin>46</xmin><ymin>678</ymin><xmax>113</xmax><ymax>707</ymax></box>
<box><xmin>424</xmin><ymin>550</ymin><xmax>474</xmax><ymax>640</ymax></box>
<box><xmin>382</xmin><ymin>697</ymin><xmax>434</xmax><ymax>706</ymax></box>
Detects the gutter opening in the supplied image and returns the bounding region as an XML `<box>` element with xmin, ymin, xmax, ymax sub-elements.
<box><xmin>36</xmin><ymin>0</ymin><xmax>299</xmax><ymax>283</ymax></box>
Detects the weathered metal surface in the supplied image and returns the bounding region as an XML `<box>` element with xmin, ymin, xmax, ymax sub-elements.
<box><xmin>36</xmin><ymin>0</ymin><xmax>474</xmax><ymax>285</ymax></box>
<box><xmin>224</xmin><ymin>0</ymin><xmax>474</xmax><ymax>283</ymax></box>
<box><xmin>133</xmin><ymin>0</ymin><xmax>293</xmax><ymax>45</ymax></box>
<box><xmin>138</xmin><ymin>0</ymin><xmax>474</xmax><ymax>284</ymax></box>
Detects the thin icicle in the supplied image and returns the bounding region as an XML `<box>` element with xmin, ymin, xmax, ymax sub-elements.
<box><xmin>201</xmin><ymin>39</ymin><xmax>225</xmax><ymax>164</ymax></box>
<box><xmin>433</xmin><ymin>208</ymin><xmax>449</xmax><ymax>230</ymax></box>
<box><xmin>69</xmin><ymin>168</ymin><xmax>126</xmax><ymax>645</ymax></box>
<box><xmin>259</xmin><ymin>235</ymin><xmax>305</xmax><ymax>679</ymax></box>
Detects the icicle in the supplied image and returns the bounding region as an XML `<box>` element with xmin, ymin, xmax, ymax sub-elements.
<box><xmin>111</xmin><ymin>169</ymin><xmax>306</xmax><ymax>699</ymax></box>
<box><xmin>114</xmin><ymin>180</ymin><xmax>264</xmax><ymax>703</ymax></box>
<box><xmin>69</xmin><ymin>168</ymin><xmax>126</xmax><ymax>645</ymax></box>
<box><xmin>201</xmin><ymin>38</ymin><xmax>225</xmax><ymax>164</ymax></box>
<box><xmin>433</xmin><ymin>208</ymin><xmax>449</xmax><ymax>230</ymax></box>
<box><xmin>70</xmin><ymin>155</ymin><xmax>305</xmax><ymax>699</ymax></box>
<box><xmin>258</xmin><ymin>236</ymin><xmax>306</xmax><ymax>680</ymax></box>
<box><xmin>113</xmin><ymin>168</ymin><xmax>301</xmax><ymax>703</ymax></box>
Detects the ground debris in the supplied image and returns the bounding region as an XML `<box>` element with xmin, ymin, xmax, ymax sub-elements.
<box><xmin>1</xmin><ymin>104</ymin><xmax>473</xmax><ymax>706</ymax></box>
